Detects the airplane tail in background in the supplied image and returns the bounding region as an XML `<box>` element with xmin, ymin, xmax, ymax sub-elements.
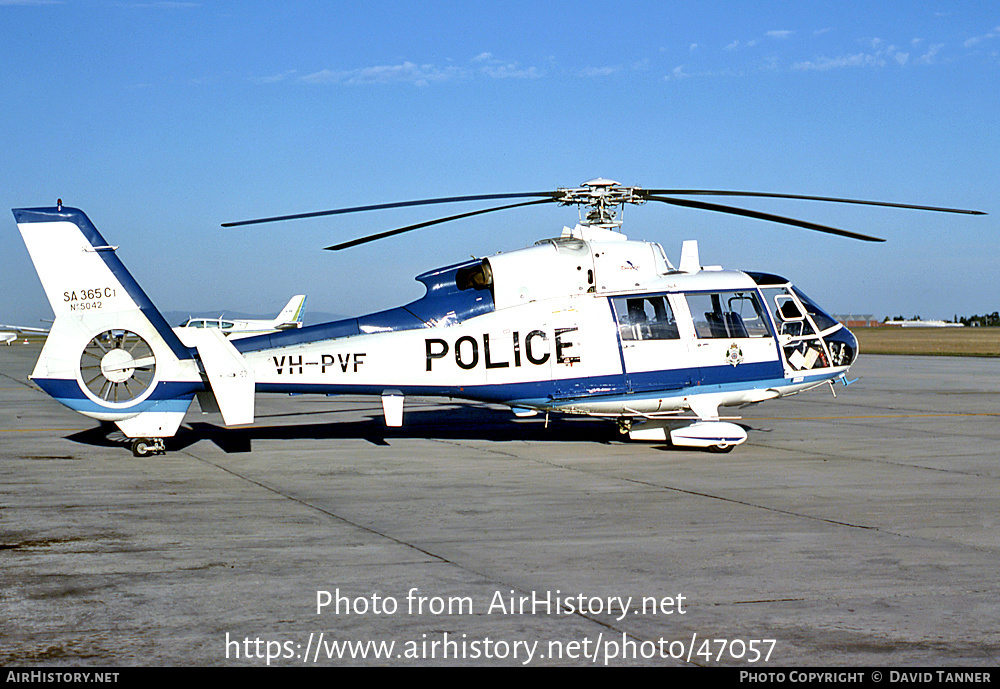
<box><xmin>13</xmin><ymin>206</ymin><xmax>254</xmax><ymax>451</ymax></box>
<box><xmin>274</xmin><ymin>294</ymin><xmax>306</xmax><ymax>329</ymax></box>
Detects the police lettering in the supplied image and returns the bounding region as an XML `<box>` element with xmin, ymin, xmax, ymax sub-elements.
<box><xmin>425</xmin><ymin>329</ymin><xmax>578</xmax><ymax>371</ymax></box>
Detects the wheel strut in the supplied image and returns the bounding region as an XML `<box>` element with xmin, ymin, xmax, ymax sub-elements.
<box><xmin>131</xmin><ymin>437</ymin><xmax>166</xmax><ymax>457</ymax></box>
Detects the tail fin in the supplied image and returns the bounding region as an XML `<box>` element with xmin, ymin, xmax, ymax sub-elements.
<box><xmin>275</xmin><ymin>294</ymin><xmax>306</xmax><ymax>329</ymax></box>
<box><xmin>13</xmin><ymin>206</ymin><xmax>202</xmax><ymax>438</ymax></box>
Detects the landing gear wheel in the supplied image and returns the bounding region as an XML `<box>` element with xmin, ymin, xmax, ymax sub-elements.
<box><xmin>708</xmin><ymin>443</ymin><xmax>735</xmax><ymax>454</ymax></box>
<box><xmin>131</xmin><ymin>437</ymin><xmax>165</xmax><ymax>457</ymax></box>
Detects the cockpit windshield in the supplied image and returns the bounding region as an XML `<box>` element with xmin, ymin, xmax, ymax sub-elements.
<box><xmin>790</xmin><ymin>287</ymin><xmax>838</xmax><ymax>331</ymax></box>
<box><xmin>747</xmin><ymin>272</ymin><xmax>856</xmax><ymax>371</ymax></box>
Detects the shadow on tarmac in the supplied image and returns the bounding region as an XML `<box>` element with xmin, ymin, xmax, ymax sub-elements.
<box><xmin>64</xmin><ymin>403</ymin><xmax>627</xmax><ymax>454</ymax></box>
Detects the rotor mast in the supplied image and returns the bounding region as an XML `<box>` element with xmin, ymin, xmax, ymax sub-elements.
<box><xmin>556</xmin><ymin>178</ymin><xmax>644</xmax><ymax>229</ymax></box>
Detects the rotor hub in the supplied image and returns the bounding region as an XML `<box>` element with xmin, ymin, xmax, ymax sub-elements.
<box><xmin>100</xmin><ymin>348</ymin><xmax>138</xmax><ymax>383</ymax></box>
<box><xmin>556</xmin><ymin>179</ymin><xmax>645</xmax><ymax>228</ymax></box>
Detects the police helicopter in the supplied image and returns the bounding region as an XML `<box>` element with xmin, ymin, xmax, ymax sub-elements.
<box><xmin>13</xmin><ymin>180</ymin><xmax>984</xmax><ymax>456</ymax></box>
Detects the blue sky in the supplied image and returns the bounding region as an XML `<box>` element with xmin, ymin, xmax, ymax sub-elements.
<box><xmin>3</xmin><ymin>1</ymin><xmax>998</xmax><ymax>326</ymax></box>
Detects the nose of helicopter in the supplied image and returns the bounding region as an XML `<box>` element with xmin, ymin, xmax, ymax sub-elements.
<box><xmin>826</xmin><ymin>323</ymin><xmax>859</xmax><ymax>367</ymax></box>
<box><xmin>843</xmin><ymin>326</ymin><xmax>859</xmax><ymax>365</ymax></box>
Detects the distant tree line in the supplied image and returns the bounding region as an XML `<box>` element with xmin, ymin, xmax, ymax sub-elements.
<box><xmin>958</xmin><ymin>312</ymin><xmax>1000</xmax><ymax>327</ymax></box>
<box><xmin>883</xmin><ymin>315</ymin><xmax>928</xmax><ymax>323</ymax></box>
<box><xmin>881</xmin><ymin>313</ymin><xmax>1000</xmax><ymax>326</ymax></box>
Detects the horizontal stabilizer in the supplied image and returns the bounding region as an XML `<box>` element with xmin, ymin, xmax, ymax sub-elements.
<box><xmin>188</xmin><ymin>328</ymin><xmax>255</xmax><ymax>426</ymax></box>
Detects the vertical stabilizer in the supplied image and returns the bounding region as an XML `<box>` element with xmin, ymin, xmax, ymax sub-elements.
<box><xmin>275</xmin><ymin>294</ymin><xmax>306</xmax><ymax>328</ymax></box>
<box><xmin>14</xmin><ymin>207</ymin><xmax>201</xmax><ymax>439</ymax></box>
<box><xmin>678</xmin><ymin>240</ymin><xmax>700</xmax><ymax>273</ymax></box>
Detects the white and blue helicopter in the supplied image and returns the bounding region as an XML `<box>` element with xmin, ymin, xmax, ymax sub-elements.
<box><xmin>13</xmin><ymin>180</ymin><xmax>983</xmax><ymax>456</ymax></box>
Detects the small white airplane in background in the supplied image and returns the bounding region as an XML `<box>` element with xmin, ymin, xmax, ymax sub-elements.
<box><xmin>2</xmin><ymin>296</ymin><xmax>305</xmax><ymax>345</ymax></box>
<box><xmin>176</xmin><ymin>295</ymin><xmax>306</xmax><ymax>340</ymax></box>
<box><xmin>1</xmin><ymin>323</ymin><xmax>50</xmax><ymax>345</ymax></box>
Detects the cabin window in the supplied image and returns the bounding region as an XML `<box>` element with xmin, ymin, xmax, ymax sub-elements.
<box><xmin>612</xmin><ymin>295</ymin><xmax>679</xmax><ymax>341</ymax></box>
<box><xmin>685</xmin><ymin>291</ymin><xmax>772</xmax><ymax>339</ymax></box>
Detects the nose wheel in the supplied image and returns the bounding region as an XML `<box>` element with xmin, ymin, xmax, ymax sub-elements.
<box><xmin>131</xmin><ymin>437</ymin><xmax>166</xmax><ymax>457</ymax></box>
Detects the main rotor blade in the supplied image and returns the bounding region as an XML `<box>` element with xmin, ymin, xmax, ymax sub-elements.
<box><xmin>640</xmin><ymin>189</ymin><xmax>986</xmax><ymax>216</ymax></box>
<box><xmin>324</xmin><ymin>198</ymin><xmax>558</xmax><ymax>251</ymax></box>
<box><xmin>645</xmin><ymin>195</ymin><xmax>886</xmax><ymax>242</ymax></box>
<box><xmin>222</xmin><ymin>191</ymin><xmax>560</xmax><ymax>228</ymax></box>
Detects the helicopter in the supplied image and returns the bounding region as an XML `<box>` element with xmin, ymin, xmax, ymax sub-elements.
<box><xmin>12</xmin><ymin>180</ymin><xmax>984</xmax><ymax>456</ymax></box>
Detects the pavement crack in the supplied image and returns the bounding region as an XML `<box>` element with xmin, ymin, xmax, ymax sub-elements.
<box><xmin>180</xmin><ymin>449</ymin><xmax>452</xmax><ymax>566</ymax></box>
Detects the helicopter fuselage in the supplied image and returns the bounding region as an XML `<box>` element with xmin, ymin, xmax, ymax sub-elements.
<box><xmin>219</xmin><ymin>224</ymin><xmax>858</xmax><ymax>430</ymax></box>
<box><xmin>16</xmin><ymin>206</ymin><xmax>859</xmax><ymax>454</ymax></box>
<box><xmin>19</xmin><ymin>175</ymin><xmax>981</xmax><ymax>455</ymax></box>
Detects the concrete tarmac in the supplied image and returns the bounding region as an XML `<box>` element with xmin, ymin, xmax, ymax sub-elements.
<box><xmin>2</xmin><ymin>341</ymin><xmax>998</xmax><ymax>667</ymax></box>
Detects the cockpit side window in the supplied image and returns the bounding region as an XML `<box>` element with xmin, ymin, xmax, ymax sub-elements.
<box><xmin>612</xmin><ymin>294</ymin><xmax>680</xmax><ymax>341</ymax></box>
<box><xmin>776</xmin><ymin>296</ymin><xmax>802</xmax><ymax>321</ymax></box>
<box><xmin>761</xmin><ymin>287</ymin><xmax>815</xmax><ymax>337</ymax></box>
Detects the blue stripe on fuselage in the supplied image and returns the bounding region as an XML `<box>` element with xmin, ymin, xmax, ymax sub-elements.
<box><xmin>254</xmin><ymin>364</ymin><xmax>835</xmax><ymax>409</ymax></box>
<box><xmin>33</xmin><ymin>377</ymin><xmax>201</xmax><ymax>415</ymax></box>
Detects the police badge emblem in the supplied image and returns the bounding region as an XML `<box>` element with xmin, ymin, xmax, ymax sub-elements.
<box><xmin>726</xmin><ymin>342</ymin><xmax>744</xmax><ymax>367</ymax></box>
